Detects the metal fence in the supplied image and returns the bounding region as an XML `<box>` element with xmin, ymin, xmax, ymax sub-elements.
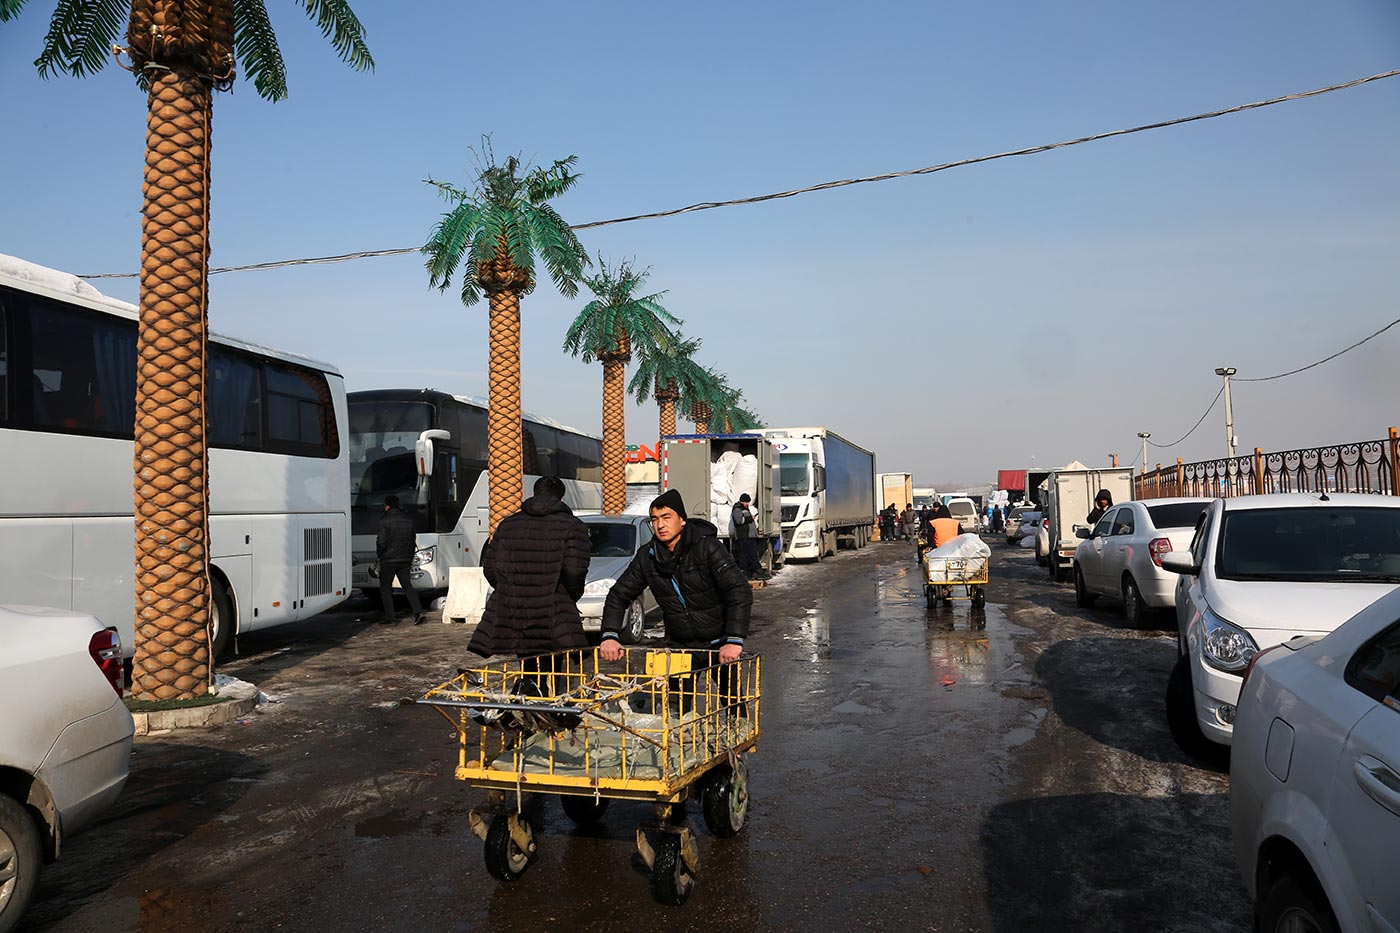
<box><xmin>1135</xmin><ymin>427</ymin><xmax>1400</xmax><ymax>500</ymax></box>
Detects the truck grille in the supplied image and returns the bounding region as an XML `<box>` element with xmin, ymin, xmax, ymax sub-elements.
<box><xmin>303</xmin><ymin>527</ymin><xmax>334</xmax><ymax>597</ymax></box>
<box><xmin>781</xmin><ymin>505</ymin><xmax>800</xmax><ymax>522</ymax></box>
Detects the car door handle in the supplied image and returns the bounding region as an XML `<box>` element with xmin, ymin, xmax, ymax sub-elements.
<box><xmin>1354</xmin><ymin>756</ymin><xmax>1400</xmax><ymax>817</ymax></box>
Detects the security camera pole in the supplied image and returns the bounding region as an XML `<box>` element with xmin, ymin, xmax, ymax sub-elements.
<box><xmin>1215</xmin><ymin>367</ymin><xmax>1238</xmax><ymax>459</ymax></box>
<box><xmin>1137</xmin><ymin>432</ymin><xmax>1151</xmax><ymax>469</ymax></box>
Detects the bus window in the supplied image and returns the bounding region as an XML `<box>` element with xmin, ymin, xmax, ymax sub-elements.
<box><xmin>555</xmin><ymin>429</ymin><xmax>580</xmax><ymax>479</ymax></box>
<box><xmin>29</xmin><ymin>298</ymin><xmax>136</xmax><ymax>437</ymax></box>
<box><xmin>265</xmin><ymin>363</ymin><xmax>338</xmax><ymax>458</ymax></box>
<box><xmin>522</xmin><ymin>420</ymin><xmax>540</xmax><ymax>475</ymax></box>
<box><xmin>0</xmin><ymin>305</ymin><xmax>7</xmax><ymax>423</ymax></box>
<box><xmin>209</xmin><ymin>349</ymin><xmax>262</xmax><ymax>450</ymax></box>
<box><xmin>531</xmin><ymin>424</ymin><xmax>559</xmax><ymax>476</ymax></box>
<box><xmin>449</xmin><ymin>401</ymin><xmax>488</xmax><ymax>463</ymax></box>
<box><xmin>571</xmin><ymin>432</ymin><xmax>602</xmax><ymax>483</ymax></box>
<box><xmin>349</xmin><ymin>400</ymin><xmax>433</xmax><ymax>535</ymax></box>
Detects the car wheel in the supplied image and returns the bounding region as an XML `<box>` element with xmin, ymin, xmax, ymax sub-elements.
<box><xmin>1074</xmin><ymin>566</ymin><xmax>1097</xmax><ymax>608</ymax></box>
<box><xmin>0</xmin><ymin>792</ymin><xmax>42</xmax><ymax>930</ymax></box>
<box><xmin>1122</xmin><ymin>575</ymin><xmax>1146</xmax><ymax>628</ymax></box>
<box><xmin>1165</xmin><ymin>653</ymin><xmax>1228</xmax><ymax>766</ymax></box>
<box><xmin>1259</xmin><ymin>871</ymin><xmax>1339</xmax><ymax>933</ymax></box>
<box><xmin>620</xmin><ymin>601</ymin><xmax>646</xmax><ymax>645</ymax></box>
<box><xmin>209</xmin><ymin>574</ymin><xmax>234</xmax><ymax>659</ymax></box>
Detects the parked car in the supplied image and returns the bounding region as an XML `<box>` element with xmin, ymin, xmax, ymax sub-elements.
<box><xmin>946</xmin><ymin>497</ymin><xmax>979</xmax><ymax>533</ymax></box>
<box><xmin>577</xmin><ymin>514</ymin><xmax>659</xmax><ymax>643</ymax></box>
<box><xmin>1004</xmin><ymin>506</ymin><xmax>1037</xmax><ymax>544</ymax></box>
<box><xmin>1231</xmin><ymin>586</ymin><xmax>1400</xmax><ymax>933</ymax></box>
<box><xmin>0</xmin><ymin>605</ymin><xmax>134</xmax><ymax>929</ymax></box>
<box><xmin>1161</xmin><ymin>493</ymin><xmax>1400</xmax><ymax>759</ymax></box>
<box><xmin>1072</xmin><ymin>497</ymin><xmax>1212</xmax><ymax>626</ymax></box>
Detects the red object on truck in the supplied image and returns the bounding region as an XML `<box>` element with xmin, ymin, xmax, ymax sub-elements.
<box><xmin>998</xmin><ymin>469</ymin><xmax>1027</xmax><ymax>492</ymax></box>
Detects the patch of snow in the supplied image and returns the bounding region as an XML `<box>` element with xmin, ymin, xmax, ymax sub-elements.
<box><xmin>0</xmin><ymin>253</ymin><xmax>107</xmax><ymax>302</ymax></box>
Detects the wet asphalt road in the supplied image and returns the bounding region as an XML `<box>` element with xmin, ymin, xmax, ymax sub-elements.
<box><xmin>22</xmin><ymin>538</ymin><xmax>1250</xmax><ymax>932</ymax></box>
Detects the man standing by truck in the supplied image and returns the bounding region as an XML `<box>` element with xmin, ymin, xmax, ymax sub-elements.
<box><xmin>730</xmin><ymin>494</ymin><xmax>768</xmax><ymax>580</ymax></box>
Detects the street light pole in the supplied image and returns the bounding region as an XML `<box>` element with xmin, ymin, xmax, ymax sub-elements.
<box><xmin>1215</xmin><ymin>367</ymin><xmax>1237</xmax><ymax>459</ymax></box>
<box><xmin>1137</xmin><ymin>432</ymin><xmax>1151</xmax><ymax>468</ymax></box>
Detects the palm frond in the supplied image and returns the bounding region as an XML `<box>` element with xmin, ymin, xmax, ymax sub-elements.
<box><xmin>0</xmin><ymin>0</ymin><xmax>30</xmax><ymax>24</ymax></box>
<box><xmin>526</xmin><ymin>155</ymin><xmax>581</xmax><ymax>203</ymax></box>
<box><xmin>422</xmin><ymin>201</ymin><xmax>481</xmax><ymax>290</ymax></box>
<box><xmin>34</xmin><ymin>0</ymin><xmax>126</xmax><ymax>78</ymax></box>
<box><xmin>296</xmin><ymin>0</ymin><xmax>374</xmax><ymax>72</ymax></box>
<box><xmin>234</xmin><ymin>0</ymin><xmax>288</xmax><ymax>101</ymax></box>
<box><xmin>524</xmin><ymin>205</ymin><xmax>584</xmax><ymax>298</ymax></box>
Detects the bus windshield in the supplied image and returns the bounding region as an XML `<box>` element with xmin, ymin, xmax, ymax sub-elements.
<box><xmin>350</xmin><ymin>401</ymin><xmax>434</xmax><ymax>534</ymax></box>
<box><xmin>779</xmin><ymin>453</ymin><xmax>810</xmax><ymax>496</ymax></box>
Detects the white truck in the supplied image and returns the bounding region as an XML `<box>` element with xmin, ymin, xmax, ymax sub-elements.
<box><xmin>756</xmin><ymin>427</ymin><xmax>877</xmax><ymax>561</ymax></box>
<box><xmin>1043</xmin><ymin>466</ymin><xmax>1135</xmax><ymax>582</ymax></box>
<box><xmin>662</xmin><ymin>433</ymin><xmax>784</xmax><ymax>573</ymax></box>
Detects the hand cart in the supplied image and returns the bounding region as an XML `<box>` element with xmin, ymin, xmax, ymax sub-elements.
<box><xmin>418</xmin><ymin>647</ymin><xmax>761</xmax><ymax>906</ymax></box>
<box><xmin>921</xmin><ymin>549</ymin><xmax>989</xmax><ymax>609</ymax></box>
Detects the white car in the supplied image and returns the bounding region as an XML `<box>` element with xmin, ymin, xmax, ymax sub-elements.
<box><xmin>0</xmin><ymin>605</ymin><xmax>134</xmax><ymax>929</ymax></box>
<box><xmin>1161</xmin><ymin>493</ymin><xmax>1400</xmax><ymax>759</ymax></box>
<box><xmin>577</xmin><ymin>514</ymin><xmax>659</xmax><ymax>643</ymax></box>
<box><xmin>1231</xmin><ymin>587</ymin><xmax>1400</xmax><ymax>933</ymax></box>
<box><xmin>945</xmin><ymin>498</ymin><xmax>979</xmax><ymax>533</ymax></box>
<box><xmin>1072</xmin><ymin>497</ymin><xmax>1212</xmax><ymax>626</ymax></box>
<box><xmin>1005</xmin><ymin>506</ymin><xmax>1037</xmax><ymax>544</ymax></box>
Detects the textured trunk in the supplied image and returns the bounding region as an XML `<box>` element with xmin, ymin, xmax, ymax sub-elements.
<box><xmin>694</xmin><ymin>420</ymin><xmax>709</xmax><ymax>434</ymax></box>
<box><xmin>132</xmin><ymin>67</ymin><xmax>213</xmax><ymax>700</ymax></box>
<box><xmin>601</xmin><ymin>359</ymin><xmax>627</xmax><ymax>515</ymax></box>
<box><xmin>487</xmin><ymin>289</ymin><xmax>524</xmax><ymax>533</ymax></box>
<box><xmin>658</xmin><ymin>398</ymin><xmax>677</xmax><ymax>439</ymax></box>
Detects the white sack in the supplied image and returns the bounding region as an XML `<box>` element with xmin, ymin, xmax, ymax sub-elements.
<box><xmin>923</xmin><ymin>533</ymin><xmax>991</xmax><ymax>580</ymax></box>
<box><xmin>731</xmin><ymin>454</ymin><xmax>760</xmax><ymax>504</ymax></box>
<box><xmin>1019</xmin><ymin>535</ymin><xmax>1036</xmax><ymax>549</ymax></box>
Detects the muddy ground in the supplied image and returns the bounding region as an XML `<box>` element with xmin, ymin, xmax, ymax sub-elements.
<box><xmin>22</xmin><ymin>538</ymin><xmax>1248</xmax><ymax>932</ymax></box>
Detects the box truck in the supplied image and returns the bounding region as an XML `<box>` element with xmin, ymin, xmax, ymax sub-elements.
<box><xmin>756</xmin><ymin>427</ymin><xmax>876</xmax><ymax>561</ymax></box>
<box><xmin>1043</xmin><ymin>466</ymin><xmax>1135</xmax><ymax>582</ymax></box>
<box><xmin>878</xmin><ymin>472</ymin><xmax>914</xmax><ymax>512</ymax></box>
<box><xmin>661</xmin><ymin>433</ymin><xmax>783</xmax><ymax>572</ymax></box>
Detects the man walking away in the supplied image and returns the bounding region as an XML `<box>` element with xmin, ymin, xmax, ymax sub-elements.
<box><xmin>731</xmin><ymin>494</ymin><xmax>767</xmax><ymax>580</ymax></box>
<box><xmin>468</xmin><ymin>476</ymin><xmax>591</xmax><ymax>659</ymax></box>
<box><xmin>377</xmin><ymin>494</ymin><xmax>423</xmax><ymax>625</ymax></box>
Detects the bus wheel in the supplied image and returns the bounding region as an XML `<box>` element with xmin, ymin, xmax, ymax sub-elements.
<box><xmin>209</xmin><ymin>575</ymin><xmax>234</xmax><ymax>659</ymax></box>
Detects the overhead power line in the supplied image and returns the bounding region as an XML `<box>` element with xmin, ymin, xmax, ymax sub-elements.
<box><xmin>78</xmin><ymin>67</ymin><xmax>1400</xmax><ymax>281</ymax></box>
<box><xmin>1147</xmin><ymin>386</ymin><xmax>1224</xmax><ymax>451</ymax></box>
<box><xmin>1236</xmin><ymin>316</ymin><xmax>1400</xmax><ymax>382</ymax></box>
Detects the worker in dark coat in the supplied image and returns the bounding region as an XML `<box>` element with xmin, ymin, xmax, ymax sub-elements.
<box><xmin>468</xmin><ymin>476</ymin><xmax>591</xmax><ymax>657</ymax></box>
<box><xmin>1087</xmin><ymin>489</ymin><xmax>1114</xmax><ymax>525</ymax></box>
<box><xmin>376</xmin><ymin>494</ymin><xmax>423</xmax><ymax>625</ymax></box>
<box><xmin>598</xmin><ymin>489</ymin><xmax>752</xmax><ymax>662</ymax></box>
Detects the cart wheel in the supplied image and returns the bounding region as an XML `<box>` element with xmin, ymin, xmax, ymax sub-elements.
<box><xmin>560</xmin><ymin>794</ymin><xmax>611</xmax><ymax>826</ymax></box>
<box><xmin>924</xmin><ymin>585</ymin><xmax>937</xmax><ymax>610</ymax></box>
<box><xmin>701</xmin><ymin>759</ymin><xmax>749</xmax><ymax>838</ymax></box>
<box><xmin>484</xmin><ymin>813</ymin><xmax>535</xmax><ymax>882</ymax></box>
<box><xmin>971</xmin><ymin>588</ymin><xmax>986</xmax><ymax>609</ymax></box>
<box><xmin>651</xmin><ymin>833</ymin><xmax>696</xmax><ymax>906</ymax></box>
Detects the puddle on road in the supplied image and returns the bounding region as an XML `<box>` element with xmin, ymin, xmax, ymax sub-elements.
<box><xmin>781</xmin><ymin>605</ymin><xmax>832</xmax><ymax>663</ymax></box>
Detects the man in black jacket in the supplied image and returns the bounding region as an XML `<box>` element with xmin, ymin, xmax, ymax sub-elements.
<box><xmin>468</xmin><ymin>476</ymin><xmax>591</xmax><ymax>658</ymax></box>
<box><xmin>1086</xmin><ymin>489</ymin><xmax>1114</xmax><ymax>526</ymax></box>
<box><xmin>599</xmin><ymin>489</ymin><xmax>752</xmax><ymax>664</ymax></box>
<box><xmin>377</xmin><ymin>494</ymin><xmax>423</xmax><ymax>625</ymax></box>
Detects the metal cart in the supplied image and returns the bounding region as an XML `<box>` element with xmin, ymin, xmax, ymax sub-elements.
<box><xmin>921</xmin><ymin>549</ymin><xmax>989</xmax><ymax>609</ymax></box>
<box><xmin>419</xmin><ymin>647</ymin><xmax>761</xmax><ymax>906</ymax></box>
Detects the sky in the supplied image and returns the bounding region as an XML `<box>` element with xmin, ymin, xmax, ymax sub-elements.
<box><xmin>4</xmin><ymin>0</ymin><xmax>1400</xmax><ymax>489</ymax></box>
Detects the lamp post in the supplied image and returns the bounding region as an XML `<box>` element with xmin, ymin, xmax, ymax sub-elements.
<box><xmin>1215</xmin><ymin>367</ymin><xmax>1237</xmax><ymax>459</ymax></box>
<box><xmin>1137</xmin><ymin>432</ymin><xmax>1151</xmax><ymax>468</ymax></box>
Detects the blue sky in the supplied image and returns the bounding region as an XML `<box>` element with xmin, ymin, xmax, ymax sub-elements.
<box><xmin>4</xmin><ymin>0</ymin><xmax>1400</xmax><ymax>487</ymax></box>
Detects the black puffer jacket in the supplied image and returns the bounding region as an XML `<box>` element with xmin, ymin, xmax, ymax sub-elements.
<box><xmin>468</xmin><ymin>495</ymin><xmax>590</xmax><ymax>657</ymax></box>
<box><xmin>376</xmin><ymin>507</ymin><xmax>416</xmax><ymax>563</ymax></box>
<box><xmin>600</xmin><ymin>519</ymin><xmax>752</xmax><ymax>649</ymax></box>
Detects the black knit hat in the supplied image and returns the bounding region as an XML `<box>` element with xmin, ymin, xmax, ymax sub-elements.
<box><xmin>650</xmin><ymin>488</ymin><xmax>687</xmax><ymax>519</ymax></box>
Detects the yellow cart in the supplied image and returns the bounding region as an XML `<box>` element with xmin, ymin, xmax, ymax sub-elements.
<box><xmin>921</xmin><ymin>548</ymin><xmax>989</xmax><ymax>609</ymax></box>
<box><xmin>419</xmin><ymin>647</ymin><xmax>761</xmax><ymax>906</ymax></box>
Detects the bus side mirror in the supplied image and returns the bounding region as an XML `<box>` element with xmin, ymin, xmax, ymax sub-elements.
<box><xmin>415</xmin><ymin>429</ymin><xmax>451</xmax><ymax>477</ymax></box>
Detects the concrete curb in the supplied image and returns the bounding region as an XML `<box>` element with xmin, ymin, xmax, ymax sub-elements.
<box><xmin>131</xmin><ymin>679</ymin><xmax>260</xmax><ymax>735</ymax></box>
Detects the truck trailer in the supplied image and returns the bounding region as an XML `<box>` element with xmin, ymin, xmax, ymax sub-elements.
<box><xmin>661</xmin><ymin>433</ymin><xmax>783</xmax><ymax>573</ymax></box>
<box><xmin>878</xmin><ymin>472</ymin><xmax>914</xmax><ymax>512</ymax></box>
<box><xmin>1043</xmin><ymin>467</ymin><xmax>1135</xmax><ymax>582</ymax></box>
<box><xmin>757</xmin><ymin>427</ymin><xmax>877</xmax><ymax>561</ymax></box>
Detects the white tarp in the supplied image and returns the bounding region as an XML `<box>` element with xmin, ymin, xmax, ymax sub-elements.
<box><xmin>923</xmin><ymin>533</ymin><xmax>991</xmax><ymax>579</ymax></box>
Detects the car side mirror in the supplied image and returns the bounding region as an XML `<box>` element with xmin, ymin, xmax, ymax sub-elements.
<box><xmin>1159</xmin><ymin>552</ymin><xmax>1199</xmax><ymax>576</ymax></box>
<box><xmin>1075</xmin><ymin>528</ymin><xmax>1091</xmax><ymax>540</ymax></box>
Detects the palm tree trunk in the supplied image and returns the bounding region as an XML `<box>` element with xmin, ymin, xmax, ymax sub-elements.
<box><xmin>487</xmin><ymin>288</ymin><xmax>524</xmax><ymax>533</ymax></box>
<box><xmin>658</xmin><ymin>398</ymin><xmax>676</xmax><ymax>439</ymax></box>
<box><xmin>601</xmin><ymin>359</ymin><xmax>627</xmax><ymax>515</ymax></box>
<box><xmin>694</xmin><ymin>419</ymin><xmax>709</xmax><ymax>434</ymax></box>
<box><xmin>132</xmin><ymin>67</ymin><xmax>213</xmax><ymax>700</ymax></box>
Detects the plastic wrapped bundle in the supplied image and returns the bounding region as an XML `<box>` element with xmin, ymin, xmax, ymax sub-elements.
<box><xmin>922</xmin><ymin>533</ymin><xmax>991</xmax><ymax>579</ymax></box>
<box><xmin>731</xmin><ymin>454</ymin><xmax>759</xmax><ymax>504</ymax></box>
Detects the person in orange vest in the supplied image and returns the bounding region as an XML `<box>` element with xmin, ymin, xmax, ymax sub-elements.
<box><xmin>927</xmin><ymin>504</ymin><xmax>963</xmax><ymax>549</ymax></box>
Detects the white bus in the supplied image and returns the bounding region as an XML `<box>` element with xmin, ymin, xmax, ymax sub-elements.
<box><xmin>347</xmin><ymin>389</ymin><xmax>603</xmax><ymax>598</ymax></box>
<box><xmin>0</xmin><ymin>254</ymin><xmax>351</xmax><ymax>658</ymax></box>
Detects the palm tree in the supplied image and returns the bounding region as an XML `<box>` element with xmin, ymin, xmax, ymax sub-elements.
<box><xmin>424</xmin><ymin>147</ymin><xmax>589</xmax><ymax>532</ymax></box>
<box><xmin>629</xmin><ymin>329</ymin><xmax>708</xmax><ymax>441</ymax></box>
<box><xmin>563</xmin><ymin>257</ymin><xmax>678</xmax><ymax>514</ymax></box>
<box><xmin>2</xmin><ymin>0</ymin><xmax>372</xmax><ymax>700</ymax></box>
<box><xmin>686</xmin><ymin>367</ymin><xmax>730</xmax><ymax>434</ymax></box>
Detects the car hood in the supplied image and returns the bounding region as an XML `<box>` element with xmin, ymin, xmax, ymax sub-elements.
<box><xmin>585</xmin><ymin>555</ymin><xmax>635</xmax><ymax>583</ymax></box>
<box><xmin>1206</xmin><ymin>578</ymin><xmax>1397</xmax><ymax>641</ymax></box>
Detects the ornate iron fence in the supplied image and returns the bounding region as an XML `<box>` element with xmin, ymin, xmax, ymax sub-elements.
<box><xmin>1135</xmin><ymin>427</ymin><xmax>1400</xmax><ymax>500</ymax></box>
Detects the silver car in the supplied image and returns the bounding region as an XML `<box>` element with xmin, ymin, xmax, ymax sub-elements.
<box><xmin>577</xmin><ymin>514</ymin><xmax>659</xmax><ymax>643</ymax></box>
<box><xmin>1071</xmin><ymin>497</ymin><xmax>1211</xmax><ymax>626</ymax></box>
<box><xmin>1005</xmin><ymin>506</ymin><xmax>1037</xmax><ymax>544</ymax></box>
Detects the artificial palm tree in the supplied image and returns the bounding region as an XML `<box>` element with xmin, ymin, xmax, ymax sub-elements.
<box><xmin>563</xmin><ymin>257</ymin><xmax>678</xmax><ymax>514</ymax></box>
<box><xmin>2</xmin><ymin>0</ymin><xmax>372</xmax><ymax>700</ymax></box>
<box><xmin>629</xmin><ymin>329</ymin><xmax>708</xmax><ymax>441</ymax></box>
<box><xmin>686</xmin><ymin>367</ymin><xmax>731</xmax><ymax>434</ymax></box>
<box><xmin>424</xmin><ymin>147</ymin><xmax>589</xmax><ymax>532</ymax></box>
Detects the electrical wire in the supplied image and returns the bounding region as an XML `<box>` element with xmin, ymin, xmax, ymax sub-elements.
<box><xmin>1235</xmin><ymin>316</ymin><xmax>1400</xmax><ymax>382</ymax></box>
<box><xmin>1146</xmin><ymin>386</ymin><xmax>1224</xmax><ymax>450</ymax></box>
<box><xmin>77</xmin><ymin>67</ymin><xmax>1400</xmax><ymax>281</ymax></box>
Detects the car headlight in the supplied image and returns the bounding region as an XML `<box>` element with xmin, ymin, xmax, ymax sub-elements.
<box><xmin>583</xmin><ymin>578</ymin><xmax>616</xmax><ymax>597</ymax></box>
<box><xmin>1201</xmin><ymin>608</ymin><xmax>1259</xmax><ymax>673</ymax></box>
<box><xmin>412</xmin><ymin>546</ymin><xmax>436</xmax><ymax>568</ymax></box>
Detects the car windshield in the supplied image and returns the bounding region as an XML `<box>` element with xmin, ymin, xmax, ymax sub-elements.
<box><xmin>1146</xmin><ymin>502</ymin><xmax>1210</xmax><ymax>530</ymax></box>
<box><xmin>949</xmin><ymin>502</ymin><xmax>975</xmax><ymax>518</ymax></box>
<box><xmin>780</xmin><ymin>453</ymin><xmax>810</xmax><ymax>496</ymax></box>
<box><xmin>1217</xmin><ymin>507</ymin><xmax>1400</xmax><ymax>582</ymax></box>
<box><xmin>588</xmin><ymin>523</ymin><xmax>637</xmax><ymax>557</ymax></box>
